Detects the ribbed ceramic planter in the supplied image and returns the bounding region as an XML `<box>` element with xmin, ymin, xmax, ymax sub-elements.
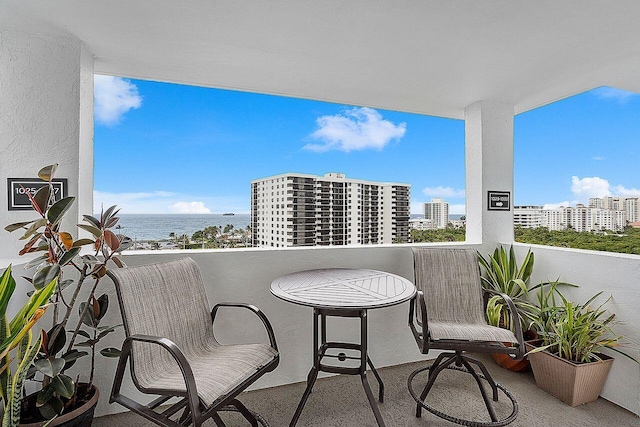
<box><xmin>525</xmin><ymin>342</ymin><xmax>614</xmax><ymax>406</ymax></box>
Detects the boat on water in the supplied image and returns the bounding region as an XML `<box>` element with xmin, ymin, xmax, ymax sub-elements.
<box><xmin>222</xmin><ymin>212</ymin><xmax>235</xmax><ymax>216</ymax></box>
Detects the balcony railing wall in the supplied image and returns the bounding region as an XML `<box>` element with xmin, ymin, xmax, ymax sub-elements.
<box><xmin>43</xmin><ymin>242</ymin><xmax>638</xmax><ymax>419</ymax></box>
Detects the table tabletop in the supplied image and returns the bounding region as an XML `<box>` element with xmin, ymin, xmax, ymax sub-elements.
<box><xmin>270</xmin><ymin>268</ymin><xmax>416</xmax><ymax>310</ymax></box>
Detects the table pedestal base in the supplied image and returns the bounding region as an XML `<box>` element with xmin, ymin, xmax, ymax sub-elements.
<box><xmin>289</xmin><ymin>308</ymin><xmax>386</xmax><ymax>427</ymax></box>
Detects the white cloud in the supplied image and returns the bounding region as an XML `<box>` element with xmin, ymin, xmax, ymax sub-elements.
<box><xmin>592</xmin><ymin>156</ymin><xmax>606</xmax><ymax>161</ymax></box>
<box><xmin>305</xmin><ymin>107</ymin><xmax>406</xmax><ymax>152</ymax></box>
<box><xmin>94</xmin><ymin>75</ymin><xmax>142</xmax><ymax>125</ymax></box>
<box><xmin>422</xmin><ymin>186</ymin><xmax>465</xmax><ymax>199</ymax></box>
<box><xmin>612</xmin><ymin>184</ymin><xmax>640</xmax><ymax>198</ymax></box>
<box><xmin>93</xmin><ymin>190</ymin><xmax>249</xmax><ymax>214</ymax></box>
<box><xmin>571</xmin><ymin>176</ymin><xmax>611</xmax><ymax>202</ymax></box>
<box><xmin>591</xmin><ymin>86</ymin><xmax>638</xmax><ymax>104</ymax></box>
<box><xmin>168</xmin><ymin>201</ymin><xmax>212</xmax><ymax>214</ymax></box>
<box><xmin>543</xmin><ymin>202</ymin><xmax>573</xmax><ymax>210</ymax></box>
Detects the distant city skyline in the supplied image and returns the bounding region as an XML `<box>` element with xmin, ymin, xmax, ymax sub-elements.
<box><xmin>94</xmin><ymin>76</ymin><xmax>640</xmax><ymax>215</ymax></box>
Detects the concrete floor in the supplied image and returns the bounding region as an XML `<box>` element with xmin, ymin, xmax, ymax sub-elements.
<box><xmin>94</xmin><ymin>354</ymin><xmax>638</xmax><ymax>427</ymax></box>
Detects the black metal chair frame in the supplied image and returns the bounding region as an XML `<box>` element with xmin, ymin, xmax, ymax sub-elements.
<box><xmin>109</xmin><ymin>295</ymin><xmax>279</xmax><ymax>427</ymax></box>
<box><xmin>408</xmin><ymin>288</ymin><xmax>525</xmax><ymax>427</ymax></box>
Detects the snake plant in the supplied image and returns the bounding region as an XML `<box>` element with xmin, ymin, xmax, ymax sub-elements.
<box><xmin>0</xmin><ymin>266</ymin><xmax>56</xmax><ymax>427</ymax></box>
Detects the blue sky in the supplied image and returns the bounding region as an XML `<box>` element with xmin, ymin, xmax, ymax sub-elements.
<box><xmin>94</xmin><ymin>77</ymin><xmax>640</xmax><ymax>215</ymax></box>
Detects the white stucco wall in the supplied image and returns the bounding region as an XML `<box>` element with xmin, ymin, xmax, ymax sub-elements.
<box><xmin>512</xmin><ymin>243</ymin><xmax>640</xmax><ymax>415</ymax></box>
<box><xmin>0</xmin><ymin>29</ymin><xmax>93</xmax><ymax>264</ymax></box>
<box><xmin>465</xmin><ymin>101</ymin><xmax>515</xmax><ymax>245</ymax></box>
<box><xmin>58</xmin><ymin>243</ymin><xmax>637</xmax><ymax>418</ymax></box>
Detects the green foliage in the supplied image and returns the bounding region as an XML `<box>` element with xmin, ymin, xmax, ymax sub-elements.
<box><xmin>478</xmin><ymin>246</ymin><xmax>539</xmax><ymax>331</ymax></box>
<box><xmin>515</xmin><ymin>226</ymin><xmax>640</xmax><ymax>255</ymax></box>
<box><xmin>529</xmin><ymin>283</ymin><xmax>638</xmax><ymax>364</ymax></box>
<box><xmin>0</xmin><ymin>267</ymin><xmax>56</xmax><ymax>427</ymax></box>
<box><xmin>4</xmin><ymin>164</ymin><xmax>124</xmax><ymax>422</ymax></box>
<box><xmin>410</xmin><ymin>227</ymin><xmax>466</xmax><ymax>243</ymax></box>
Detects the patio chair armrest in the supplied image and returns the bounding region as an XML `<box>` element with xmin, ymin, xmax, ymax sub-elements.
<box><xmin>483</xmin><ymin>290</ymin><xmax>525</xmax><ymax>358</ymax></box>
<box><xmin>114</xmin><ymin>334</ymin><xmax>200</xmax><ymax>413</ymax></box>
<box><xmin>211</xmin><ymin>303</ymin><xmax>278</xmax><ymax>351</ymax></box>
<box><xmin>408</xmin><ymin>290</ymin><xmax>429</xmax><ymax>354</ymax></box>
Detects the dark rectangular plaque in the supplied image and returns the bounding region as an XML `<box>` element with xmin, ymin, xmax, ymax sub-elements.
<box><xmin>487</xmin><ymin>191</ymin><xmax>510</xmax><ymax>211</ymax></box>
<box><xmin>7</xmin><ymin>178</ymin><xmax>68</xmax><ymax>211</ymax></box>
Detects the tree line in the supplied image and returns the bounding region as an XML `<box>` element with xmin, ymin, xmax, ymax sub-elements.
<box><xmin>410</xmin><ymin>226</ymin><xmax>640</xmax><ymax>255</ymax></box>
<box><xmin>165</xmin><ymin>224</ymin><xmax>252</xmax><ymax>249</ymax></box>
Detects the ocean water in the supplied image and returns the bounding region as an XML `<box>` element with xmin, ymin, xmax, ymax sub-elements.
<box><xmin>115</xmin><ymin>214</ymin><xmax>251</xmax><ymax>241</ymax></box>
<box><xmin>113</xmin><ymin>213</ymin><xmax>460</xmax><ymax>242</ymax></box>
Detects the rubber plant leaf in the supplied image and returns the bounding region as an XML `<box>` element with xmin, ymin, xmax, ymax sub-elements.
<box><xmin>32</xmin><ymin>264</ymin><xmax>60</xmax><ymax>290</ymax></box>
<box><xmin>34</xmin><ymin>357</ymin><xmax>65</xmax><ymax>378</ymax></box>
<box><xmin>31</xmin><ymin>185</ymin><xmax>51</xmax><ymax>215</ymax></box>
<box><xmin>37</xmin><ymin>164</ymin><xmax>58</xmax><ymax>182</ymax></box>
<box><xmin>47</xmin><ymin>196</ymin><xmax>76</xmax><ymax>226</ymax></box>
<box><xmin>4</xmin><ymin>221</ymin><xmax>35</xmax><ymax>233</ymax></box>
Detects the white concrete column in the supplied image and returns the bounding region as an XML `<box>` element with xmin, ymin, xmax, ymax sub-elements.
<box><xmin>0</xmin><ymin>30</ymin><xmax>94</xmax><ymax>264</ymax></box>
<box><xmin>464</xmin><ymin>101</ymin><xmax>514</xmax><ymax>245</ymax></box>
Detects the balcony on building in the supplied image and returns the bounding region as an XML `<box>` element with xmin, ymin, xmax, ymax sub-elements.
<box><xmin>1</xmin><ymin>1</ymin><xmax>639</xmax><ymax>425</ymax></box>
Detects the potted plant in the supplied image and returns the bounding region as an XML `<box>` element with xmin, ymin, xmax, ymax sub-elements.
<box><xmin>478</xmin><ymin>246</ymin><xmax>540</xmax><ymax>371</ymax></box>
<box><xmin>478</xmin><ymin>245</ymin><xmax>576</xmax><ymax>371</ymax></box>
<box><xmin>0</xmin><ymin>267</ymin><xmax>56</xmax><ymax>427</ymax></box>
<box><xmin>4</xmin><ymin>164</ymin><xmax>126</xmax><ymax>426</ymax></box>
<box><xmin>526</xmin><ymin>282</ymin><xmax>638</xmax><ymax>406</ymax></box>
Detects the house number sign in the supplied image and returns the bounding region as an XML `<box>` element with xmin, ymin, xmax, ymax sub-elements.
<box><xmin>7</xmin><ymin>178</ymin><xmax>68</xmax><ymax>211</ymax></box>
<box><xmin>487</xmin><ymin>191</ymin><xmax>510</xmax><ymax>211</ymax></box>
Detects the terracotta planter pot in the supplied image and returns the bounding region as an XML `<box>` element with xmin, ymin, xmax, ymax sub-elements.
<box><xmin>525</xmin><ymin>342</ymin><xmax>614</xmax><ymax>406</ymax></box>
<box><xmin>491</xmin><ymin>330</ymin><xmax>537</xmax><ymax>372</ymax></box>
<box><xmin>491</xmin><ymin>351</ymin><xmax>530</xmax><ymax>372</ymax></box>
<box><xmin>20</xmin><ymin>385</ymin><xmax>99</xmax><ymax>427</ymax></box>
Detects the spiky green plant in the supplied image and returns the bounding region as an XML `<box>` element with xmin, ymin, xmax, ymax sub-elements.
<box><xmin>528</xmin><ymin>283</ymin><xmax>638</xmax><ymax>364</ymax></box>
<box><xmin>0</xmin><ymin>266</ymin><xmax>56</xmax><ymax>427</ymax></box>
<box><xmin>478</xmin><ymin>245</ymin><xmax>538</xmax><ymax>331</ymax></box>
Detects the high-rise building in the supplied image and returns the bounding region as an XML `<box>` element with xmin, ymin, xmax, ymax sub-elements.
<box><xmin>513</xmin><ymin>206</ymin><xmax>543</xmax><ymax>228</ymax></box>
<box><xmin>251</xmin><ymin>173</ymin><xmax>410</xmax><ymax>248</ymax></box>
<box><xmin>423</xmin><ymin>198</ymin><xmax>449</xmax><ymax>229</ymax></box>
<box><xmin>515</xmin><ymin>200</ymin><xmax>629</xmax><ymax>232</ymax></box>
<box><xmin>623</xmin><ymin>198</ymin><xmax>639</xmax><ymax>223</ymax></box>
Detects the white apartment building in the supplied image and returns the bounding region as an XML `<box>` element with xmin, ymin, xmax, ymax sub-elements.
<box><xmin>514</xmin><ymin>201</ymin><xmax>628</xmax><ymax>232</ymax></box>
<box><xmin>513</xmin><ymin>206</ymin><xmax>544</xmax><ymax>228</ymax></box>
<box><xmin>623</xmin><ymin>198</ymin><xmax>639</xmax><ymax>223</ymax></box>
<box><xmin>251</xmin><ymin>173</ymin><xmax>410</xmax><ymax>248</ymax></box>
<box><xmin>423</xmin><ymin>198</ymin><xmax>449</xmax><ymax>229</ymax></box>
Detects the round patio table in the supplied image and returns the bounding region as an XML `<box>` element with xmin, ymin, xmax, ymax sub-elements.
<box><xmin>270</xmin><ymin>268</ymin><xmax>416</xmax><ymax>427</ymax></box>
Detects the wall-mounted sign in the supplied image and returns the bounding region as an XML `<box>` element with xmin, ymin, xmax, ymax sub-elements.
<box><xmin>488</xmin><ymin>190</ymin><xmax>510</xmax><ymax>211</ymax></box>
<box><xmin>7</xmin><ymin>178</ymin><xmax>68</xmax><ymax>211</ymax></box>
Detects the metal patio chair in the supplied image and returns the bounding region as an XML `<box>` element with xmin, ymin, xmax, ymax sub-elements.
<box><xmin>407</xmin><ymin>248</ymin><xmax>524</xmax><ymax>427</ymax></box>
<box><xmin>108</xmin><ymin>257</ymin><xmax>279</xmax><ymax>427</ymax></box>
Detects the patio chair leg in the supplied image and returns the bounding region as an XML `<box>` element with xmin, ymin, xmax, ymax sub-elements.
<box><xmin>464</xmin><ymin>355</ymin><xmax>499</xmax><ymax>401</ymax></box>
<box><xmin>459</xmin><ymin>357</ymin><xmax>498</xmax><ymax>422</ymax></box>
<box><xmin>289</xmin><ymin>367</ymin><xmax>318</xmax><ymax>426</ymax></box>
<box><xmin>212</xmin><ymin>413</ymin><xmax>227</xmax><ymax>427</ymax></box>
<box><xmin>230</xmin><ymin>399</ymin><xmax>259</xmax><ymax>427</ymax></box>
<box><xmin>416</xmin><ymin>352</ymin><xmax>457</xmax><ymax>418</ymax></box>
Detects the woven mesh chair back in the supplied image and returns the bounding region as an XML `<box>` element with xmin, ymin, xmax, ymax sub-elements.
<box><xmin>412</xmin><ymin>247</ymin><xmax>486</xmax><ymax>325</ymax></box>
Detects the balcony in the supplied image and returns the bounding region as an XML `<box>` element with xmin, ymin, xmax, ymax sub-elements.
<box><xmin>1</xmin><ymin>2</ymin><xmax>640</xmax><ymax>423</ymax></box>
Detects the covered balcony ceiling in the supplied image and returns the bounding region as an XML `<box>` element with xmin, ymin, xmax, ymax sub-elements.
<box><xmin>3</xmin><ymin>1</ymin><xmax>640</xmax><ymax>118</ymax></box>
